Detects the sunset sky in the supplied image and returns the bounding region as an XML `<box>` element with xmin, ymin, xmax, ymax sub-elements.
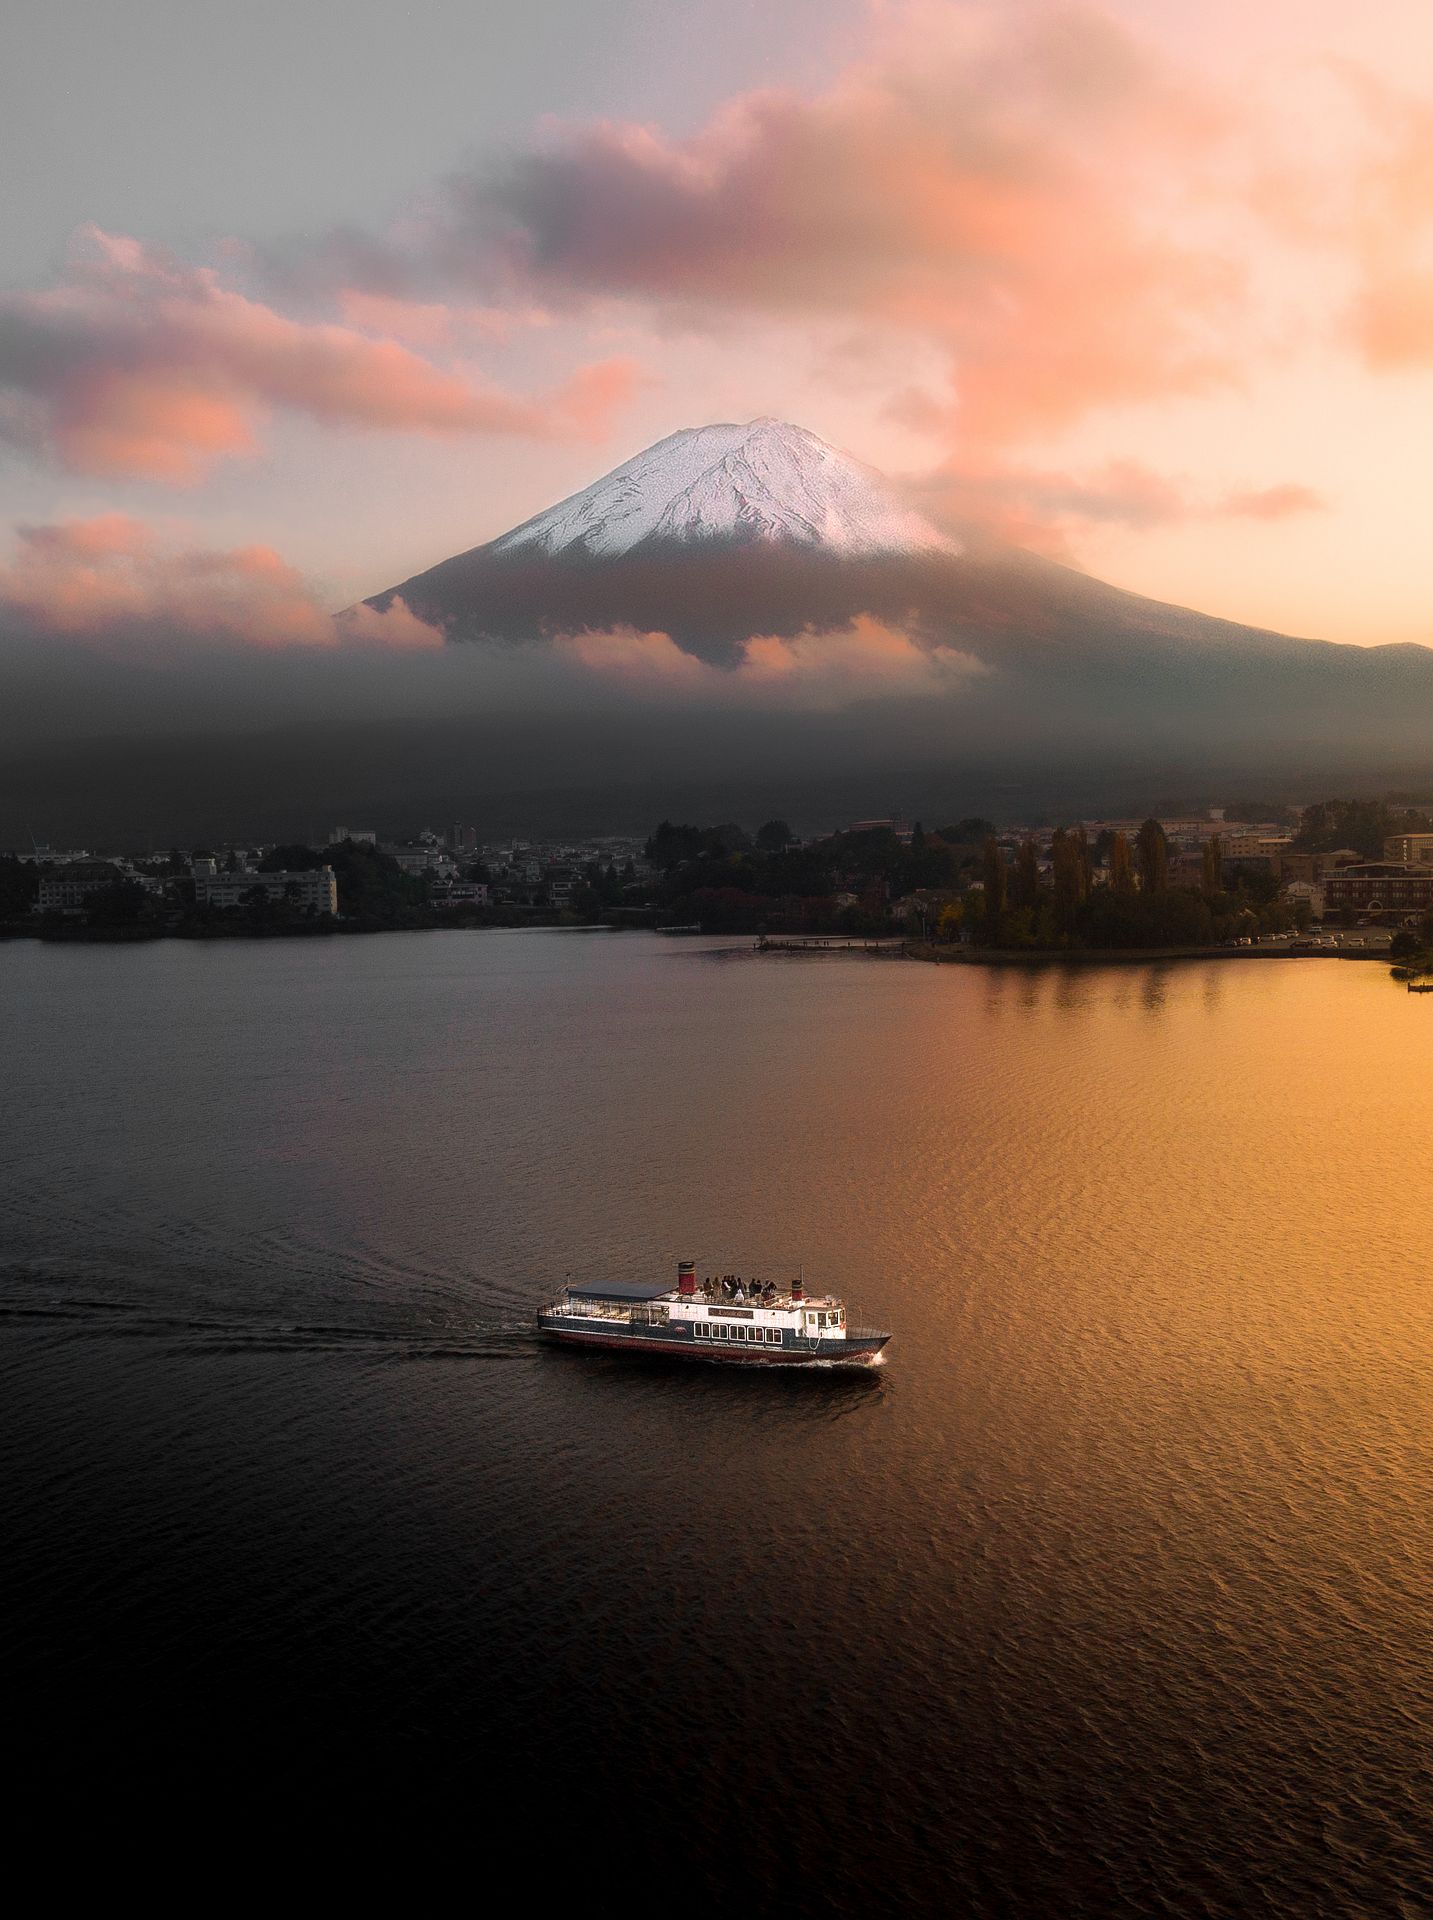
<box><xmin>5</xmin><ymin>0</ymin><xmax>1433</xmax><ymax>651</ymax></box>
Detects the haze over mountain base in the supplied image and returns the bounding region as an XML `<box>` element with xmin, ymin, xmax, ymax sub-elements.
<box><xmin>6</xmin><ymin>658</ymin><xmax>1433</xmax><ymax>845</ymax></box>
<box><xmin>7</xmin><ymin>420</ymin><xmax>1433</xmax><ymax>843</ymax></box>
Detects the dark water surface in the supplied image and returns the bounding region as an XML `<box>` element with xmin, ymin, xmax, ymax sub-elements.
<box><xmin>4</xmin><ymin>932</ymin><xmax>1432</xmax><ymax>1910</ymax></box>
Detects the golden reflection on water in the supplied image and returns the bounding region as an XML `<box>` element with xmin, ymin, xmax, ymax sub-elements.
<box><xmin>5</xmin><ymin>936</ymin><xmax>1433</xmax><ymax>1907</ymax></box>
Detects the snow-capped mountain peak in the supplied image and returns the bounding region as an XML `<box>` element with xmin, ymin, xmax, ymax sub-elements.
<box><xmin>487</xmin><ymin>419</ymin><xmax>955</xmax><ymax>560</ymax></box>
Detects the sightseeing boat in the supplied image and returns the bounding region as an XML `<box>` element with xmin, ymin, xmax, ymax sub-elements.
<box><xmin>538</xmin><ymin>1261</ymin><xmax>890</xmax><ymax>1367</ymax></box>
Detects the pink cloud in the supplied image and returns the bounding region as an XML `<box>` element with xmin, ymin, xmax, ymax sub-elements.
<box><xmin>1342</xmin><ymin>78</ymin><xmax>1433</xmax><ymax>368</ymax></box>
<box><xmin>0</xmin><ymin>229</ymin><xmax>637</xmax><ymax>480</ymax></box>
<box><xmin>334</xmin><ymin>596</ymin><xmax>446</xmax><ymax>651</ymax></box>
<box><xmin>335</xmin><ymin>289</ymin><xmax>549</xmax><ymax>347</ymax></box>
<box><xmin>0</xmin><ymin>514</ymin><xmax>332</xmax><ymax>648</ymax></box>
<box><xmin>916</xmin><ymin>457</ymin><xmax>1324</xmax><ymax>552</ymax></box>
<box><xmin>551</xmin><ymin>615</ymin><xmax>985</xmax><ymax>705</ymax></box>
<box><xmin>430</xmin><ymin>8</ymin><xmax>1241</xmax><ymax>453</ymax></box>
<box><xmin>1219</xmin><ymin>482</ymin><xmax>1326</xmax><ymax>520</ymax></box>
<box><xmin>556</xmin><ymin>626</ymin><xmax>707</xmax><ymax>682</ymax></box>
<box><xmin>0</xmin><ymin>514</ymin><xmax>445</xmax><ymax>653</ymax></box>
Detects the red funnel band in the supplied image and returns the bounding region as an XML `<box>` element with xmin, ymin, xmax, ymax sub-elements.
<box><xmin>677</xmin><ymin>1260</ymin><xmax>697</xmax><ymax>1296</ymax></box>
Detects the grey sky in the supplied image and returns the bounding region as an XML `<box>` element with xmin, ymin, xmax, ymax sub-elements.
<box><xmin>1</xmin><ymin>0</ymin><xmax>861</xmax><ymax>281</ymax></box>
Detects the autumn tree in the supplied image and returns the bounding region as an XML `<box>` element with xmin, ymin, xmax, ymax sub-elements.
<box><xmin>1013</xmin><ymin>838</ymin><xmax>1040</xmax><ymax>910</ymax></box>
<box><xmin>1136</xmin><ymin>818</ymin><xmax>1168</xmax><ymax>895</ymax></box>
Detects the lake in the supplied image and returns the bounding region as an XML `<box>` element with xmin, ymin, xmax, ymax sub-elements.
<box><xmin>3</xmin><ymin>932</ymin><xmax>1430</xmax><ymax>1912</ymax></box>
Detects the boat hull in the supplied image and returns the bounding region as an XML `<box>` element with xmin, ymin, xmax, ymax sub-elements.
<box><xmin>538</xmin><ymin>1318</ymin><xmax>888</xmax><ymax>1367</ymax></box>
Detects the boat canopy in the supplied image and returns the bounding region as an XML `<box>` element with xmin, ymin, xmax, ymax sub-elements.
<box><xmin>566</xmin><ymin>1279</ymin><xmax>672</xmax><ymax>1303</ymax></box>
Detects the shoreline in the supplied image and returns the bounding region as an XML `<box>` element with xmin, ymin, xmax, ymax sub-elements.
<box><xmin>902</xmin><ymin>940</ymin><xmax>1391</xmax><ymax>968</ymax></box>
<box><xmin>0</xmin><ymin>921</ymin><xmax>1398</xmax><ymax>968</ymax></box>
<box><xmin>0</xmin><ymin>915</ymin><xmax>629</xmax><ymax>946</ymax></box>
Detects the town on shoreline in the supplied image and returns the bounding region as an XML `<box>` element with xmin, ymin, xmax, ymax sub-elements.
<box><xmin>6</xmin><ymin>795</ymin><xmax>1433</xmax><ymax>978</ymax></box>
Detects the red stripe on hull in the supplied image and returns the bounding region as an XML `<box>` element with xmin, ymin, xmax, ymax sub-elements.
<box><xmin>543</xmin><ymin>1328</ymin><xmax>883</xmax><ymax>1367</ymax></box>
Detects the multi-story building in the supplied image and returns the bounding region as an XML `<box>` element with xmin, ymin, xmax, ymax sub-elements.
<box><xmin>1222</xmin><ymin>832</ymin><xmax>1293</xmax><ymax>865</ymax></box>
<box><xmin>1279</xmin><ymin>849</ymin><xmax>1362</xmax><ymax>884</ymax></box>
<box><xmin>330</xmin><ymin>826</ymin><xmax>376</xmax><ymax>846</ymax></box>
<box><xmin>387</xmin><ymin>845</ymin><xmax>456</xmax><ymax>878</ymax></box>
<box><xmin>1321</xmin><ymin>862</ymin><xmax>1433</xmax><ymax>920</ymax></box>
<box><xmin>1383</xmin><ymin>833</ymin><xmax>1433</xmax><ymax>865</ymax></box>
<box><xmin>545</xmin><ymin>865</ymin><xmax>578</xmax><ymax>906</ymax></box>
<box><xmin>193</xmin><ymin>866</ymin><xmax>338</xmax><ymax>913</ymax></box>
<box><xmin>35</xmin><ymin>859</ymin><xmax>128</xmax><ymax>913</ymax></box>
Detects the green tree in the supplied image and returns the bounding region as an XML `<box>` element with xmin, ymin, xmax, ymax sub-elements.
<box><xmin>938</xmin><ymin>817</ymin><xmax>996</xmax><ymax>846</ymax></box>
<box><xmin>1293</xmin><ymin>798</ymin><xmax>1432</xmax><ymax>858</ymax></box>
<box><xmin>258</xmin><ymin>843</ymin><xmax>326</xmax><ymax>872</ymax></box>
<box><xmin>1136</xmin><ymin>819</ymin><xmax>1168</xmax><ymax>894</ymax></box>
<box><xmin>755</xmin><ymin>818</ymin><xmax>794</xmax><ymax>851</ymax></box>
<box><xmin>86</xmin><ymin>880</ymin><xmax>151</xmax><ymax>926</ymax></box>
<box><xmin>645</xmin><ymin>821</ymin><xmax>707</xmax><ymax>868</ymax></box>
<box><xmin>0</xmin><ymin>855</ymin><xmax>39</xmax><ymax>919</ymax></box>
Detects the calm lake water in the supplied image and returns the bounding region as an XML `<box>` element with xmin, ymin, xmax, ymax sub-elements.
<box><xmin>3</xmin><ymin>932</ymin><xmax>1431</xmax><ymax>1910</ymax></box>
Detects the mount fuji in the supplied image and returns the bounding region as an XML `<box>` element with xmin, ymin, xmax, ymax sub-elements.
<box><xmin>361</xmin><ymin>418</ymin><xmax>1433</xmax><ymax>772</ymax></box>
<box><xmin>14</xmin><ymin>422</ymin><xmax>1433</xmax><ymax>841</ymax></box>
<box><xmin>362</xmin><ymin>418</ymin><xmax>1320</xmax><ymax>670</ymax></box>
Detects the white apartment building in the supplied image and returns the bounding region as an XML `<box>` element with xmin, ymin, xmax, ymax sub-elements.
<box><xmin>193</xmin><ymin>866</ymin><xmax>338</xmax><ymax>913</ymax></box>
<box><xmin>387</xmin><ymin>845</ymin><xmax>458</xmax><ymax>878</ymax></box>
<box><xmin>35</xmin><ymin>860</ymin><xmax>127</xmax><ymax>912</ymax></box>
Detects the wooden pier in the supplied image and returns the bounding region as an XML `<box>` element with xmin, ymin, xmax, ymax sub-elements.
<box><xmin>755</xmin><ymin>934</ymin><xmax>906</xmax><ymax>954</ymax></box>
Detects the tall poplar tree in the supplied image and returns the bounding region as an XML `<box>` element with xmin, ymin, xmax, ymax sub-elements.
<box><xmin>1136</xmin><ymin>818</ymin><xmax>1168</xmax><ymax>894</ymax></box>
<box><xmin>1013</xmin><ymin>838</ymin><xmax>1040</xmax><ymax>910</ymax></box>
<box><xmin>1071</xmin><ymin>824</ymin><xmax>1092</xmax><ymax>902</ymax></box>
<box><xmin>1109</xmin><ymin>831</ymin><xmax>1134</xmax><ymax>895</ymax></box>
<box><xmin>982</xmin><ymin>835</ymin><xmax>1007</xmax><ymax>918</ymax></box>
<box><xmin>1051</xmin><ymin>829</ymin><xmax>1082</xmax><ymax>934</ymax></box>
<box><xmin>1202</xmin><ymin>834</ymin><xmax>1223</xmax><ymax>896</ymax></box>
